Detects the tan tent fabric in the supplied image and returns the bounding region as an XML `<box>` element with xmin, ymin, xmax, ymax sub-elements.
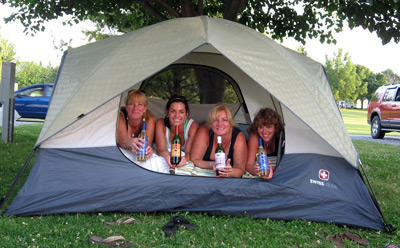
<box><xmin>36</xmin><ymin>16</ymin><xmax>358</xmax><ymax>167</ymax></box>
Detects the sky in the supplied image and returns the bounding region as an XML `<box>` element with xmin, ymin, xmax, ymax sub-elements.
<box><xmin>1</xmin><ymin>4</ymin><xmax>400</xmax><ymax>75</ymax></box>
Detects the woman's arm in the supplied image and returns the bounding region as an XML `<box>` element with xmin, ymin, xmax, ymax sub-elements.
<box><xmin>191</xmin><ymin>126</ymin><xmax>213</xmax><ymax>169</ymax></box>
<box><xmin>183</xmin><ymin>119</ymin><xmax>199</xmax><ymax>162</ymax></box>
<box><xmin>231</xmin><ymin>132</ymin><xmax>247</xmax><ymax>177</ymax></box>
<box><xmin>117</xmin><ymin>112</ymin><xmax>129</xmax><ymax>148</ymax></box>
<box><xmin>146</xmin><ymin>115</ymin><xmax>156</xmax><ymax>147</ymax></box>
<box><xmin>245</xmin><ymin>134</ymin><xmax>259</xmax><ymax>176</ymax></box>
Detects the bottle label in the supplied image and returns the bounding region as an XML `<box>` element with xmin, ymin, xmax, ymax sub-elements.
<box><xmin>137</xmin><ymin>139</ymin><xmax>148</xmax><ymax>157</ymax></box>
<box><xmin>215</xmin><ymin>153</ymin><xmax>226</xmax><ymax>170</ymax></box>
<box><xmin>258</xmin><ymin>153</ymin><xmax>269</xmax><ymax>174</ymax></box>
<box><xmin>171</xmin><ymin>144</ymin><xmax>181</xmax><ymax>157</ymax></box>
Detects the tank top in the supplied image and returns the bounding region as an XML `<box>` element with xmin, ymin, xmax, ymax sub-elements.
<box><xmin>203</xmin><ymin>127</ymin><xmax>241</xmax><ymax>167</ymax></box>
<box><xmin>165</xmin><ymin>118</ymin><xmax>194</xmax><ymax>152</ymax></box>
<box><xmin>121</xmin><ymin>108</ymin><xmax>142</xmax><ymax>136</ymax></box>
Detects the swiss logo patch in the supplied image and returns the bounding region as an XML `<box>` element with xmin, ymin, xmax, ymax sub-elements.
<box><xmin>319</xmin><ymin>169</ymin><xmax>329</xmax><ymax>181</ymax></box>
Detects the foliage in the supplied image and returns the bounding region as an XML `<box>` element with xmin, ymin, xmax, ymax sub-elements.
<box><xmin>325</xmin><ymin>48</ymin><xmax>367</xmax><ymax>102</ymax></box>
<box><xmin>15</xmin><ymin>61</ymin><xmax>58</xmax><ymax>88</ymax></box>
<box><xmin>294</xmin><ymin>46</ymin><xmax>308</xmax><ymax>55</ymax></box>
<box><xmin>0</xmin><ymin>124</ymin><xmax>399</xmax><ymax>247</ymax></box>
<box><xmin>0</xmin><ymin>33</ymin><xmax>18</xmax><ymax>72</ymax></box>
<box><xmin>382</xmin><ymin>69</ymin><xmax>400</xmax><ymax>84</ymax></box>
<box><xmin>3</xmin><ymin>0</ymin><xmax>400</xmax><ymax>45</ymax></box>
<box><xmin>143</xmin><ymin>67</ymin><xmax>239</xmax><ymax>104</ymax></box>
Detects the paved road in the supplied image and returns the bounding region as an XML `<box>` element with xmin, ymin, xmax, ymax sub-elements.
<box><xmin>350</xmin><ymin>135</ymin><xmax>400</xmax><ymax>146</ymax></box>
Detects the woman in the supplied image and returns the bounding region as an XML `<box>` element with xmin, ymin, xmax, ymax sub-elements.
<box><xmin>155</xmin><ymin>95</ymin><xmax>199</xmax><ymax>169</ymax></box>
<box><xmin>191</xmin><ymin>103</ymin><xmax>247</xmax><ymax>178</ymax></box>
<box><xmin>245</xmin><ymin>107</ymin><xmax>284</xmax><ymax>179</ymax></box>
<box><xmin>117</xmin><ymin>89</ymin><xmax>155</xmax><ymax>159</ymax></box>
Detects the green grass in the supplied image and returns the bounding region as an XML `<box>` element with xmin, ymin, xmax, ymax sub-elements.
<box><xmin>340</xmin><ymin>109</ymin><xmax>400</xmax><ymax>136</ymax></box>
<box><xmin>0</xmin><ymin>123</ymin><xmax>399</xmax><ymax>247</ymax></box>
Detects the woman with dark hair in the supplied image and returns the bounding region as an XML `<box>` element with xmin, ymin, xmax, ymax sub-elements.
<box><xmin>155</xmin><ymin>95</ymin><xmax>199</xmax><ymax>169</ymax></box>
<box><xmin>117</xmin><ymin>89</ymin><xmax>155</xmax><ymax>159</ymax></box>
<box><xmin>191</xmin><ymin>103</ymin><xmax>247</xmax><ymax>178</ymax></box>
<box><xmin>245</xmin><ymin>107</ymin><xmax>284</xmax><ymax>179</ymax></box>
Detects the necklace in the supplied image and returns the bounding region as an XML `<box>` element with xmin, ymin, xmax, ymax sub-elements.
<box><xmin>129</xmin><ymin>119</ymin><xmax>142</xmax><ymax>138</ymax></box>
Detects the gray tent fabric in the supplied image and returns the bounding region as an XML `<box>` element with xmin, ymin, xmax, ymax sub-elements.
<box><xmin>6</xmin><ymin>147</ymin><xmax>384</xmax><ymax>230</ymax></box>
<box><xmin>4</xmin><ymin>16</ymin><xmax>386</xmax><ymax>231</ymax></box>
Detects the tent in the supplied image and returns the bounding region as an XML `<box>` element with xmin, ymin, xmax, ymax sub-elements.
<box><xmin>3</xmin><ymin>16</ymin><xmax>389</xmax><ymax>231</ymax></box>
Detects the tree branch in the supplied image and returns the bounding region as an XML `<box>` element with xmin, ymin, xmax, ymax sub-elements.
<box><xmin>223</xmin><ymin>0</ymin><xmax>244</xmax><ymax>21</ymax></box>
<box><xmin>148</xmin><ymin>0</ymin><xmax>181</xmax><ymax>18</ymax></box>
<box><xmin>135</xmin><ymin>0</ymin><xmax>169</xmax><ymax>21</ymax></box>
<box><xmin>180</xmin><ymin>0</ymin><xmax>195</xmax><ymax>17</ymax></box>
<box><xmin>198</xmin><ymin>0</ymin><xmax>204</xmax><ymax>15</ymax></box>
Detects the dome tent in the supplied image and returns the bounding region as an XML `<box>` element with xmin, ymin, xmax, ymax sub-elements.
<box><xmin>3</xmin><ymin>16</ymin><xmax>389</xmax><ymax>231</ymax></box>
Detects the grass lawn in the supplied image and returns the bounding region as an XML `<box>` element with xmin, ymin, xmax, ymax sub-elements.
<box><xmin>340</xmin><ymin>109</ymin><xmax>400</xmax><ymax>136</ymax></box>
<box><xmin>0</xmin><ymin>117</ymin><xmax>399</xmax><ymax>247</ymax></box>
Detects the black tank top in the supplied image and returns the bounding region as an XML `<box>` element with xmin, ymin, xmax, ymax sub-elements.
<box><xmin>203</xmin><ymin>127</ymin><xmax>241</xmax><ymax>167</ymax></box>
<box><xmin>121</xmin><ymin>107</ymin><xmax>142</xmax><ymax>134</ymax></box>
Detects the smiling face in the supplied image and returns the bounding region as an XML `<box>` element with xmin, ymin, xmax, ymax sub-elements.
<box><xmin>126</xmin><ymin>95</ymin><xmax>147</xmax><ymax>121</ymax></box>
<box><xmin>211</xmin><ymin>110</ymin><xmax>231</xmax><ymax>137</ymax></box>
<box><xmin>257</xmin><ymin>123</ymin><xmax>276</xmax><ymax>144</ymax></box>
<box><xmin>167</xmin><ymin>102</ymin><xmax>188</xmax><ymax>127</ymax></box>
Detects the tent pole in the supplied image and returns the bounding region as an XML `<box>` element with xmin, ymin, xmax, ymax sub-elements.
<box><xmin>358</xmin><ymin>159</ymin><xmax>396</xmax><ymax>233</ymax></box>
<box><xmin>0</xmin><ymin>148</ymin><xmax>38</xmax><ymax>214</ymax></box>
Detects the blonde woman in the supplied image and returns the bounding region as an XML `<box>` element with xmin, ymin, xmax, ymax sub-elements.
<box><xmin>117</xmin><ymin>89</ymin><xmax>155</xmax><ymax>159</ymax></box>
<box><xmin>191</xmin><ymin>103</ymin><xmax>247</xmax><ymax>178</ymax></box>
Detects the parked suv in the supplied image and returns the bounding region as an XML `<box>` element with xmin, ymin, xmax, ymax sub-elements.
<box><xmin>367</xmin><ymin>83</ymin><xmax>400</xmax><ymax>139</ymax></box>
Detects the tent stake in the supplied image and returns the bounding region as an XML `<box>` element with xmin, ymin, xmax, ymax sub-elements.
<box><xmin>358</xmin><ymin>159</ymin><xmax>396</xmax><ymax>233</ymax></box>
<box><xmin>0</xmin><ymin>148</ymin><xmax>37</xmax><ymax>214</ymax></box>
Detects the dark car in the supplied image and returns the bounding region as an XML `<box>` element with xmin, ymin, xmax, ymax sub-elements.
<box><xmin>367</xmin><ymin>83</ymin><xmax>400</xmax><ymax>139</ymax></box>
<box><xmin>14</xmin><ymin>84</ymin><xmax>54</xmax><ymax>119</ymax></box>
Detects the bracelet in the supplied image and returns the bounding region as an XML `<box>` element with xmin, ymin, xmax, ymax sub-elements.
<box><xmin>209</xmin><ymin>161</ymin><xmax>212</xmax><ymax>169</ymax></box>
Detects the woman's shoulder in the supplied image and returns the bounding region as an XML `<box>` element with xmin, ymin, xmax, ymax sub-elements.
<box><xmin>187</xmin><ymin>118</ymin><xmax>199</xmax><ymax>128</ymax></box>
<box><xmin>196</xmin><ymin>125</ymin><xmax>209</xmax><ymax>135</ymax></box>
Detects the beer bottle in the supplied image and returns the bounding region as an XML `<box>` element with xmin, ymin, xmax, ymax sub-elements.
<box><xmin>136</xmin><ymin>121</ymin><xmax>148</xmax><ymax>162</ymax></box>
<box><xmin>257</xmin><ymin>137</ymin><xmax>269</xmax><ymax>177</ymax></box>
<box><xmin>170</xmin><ymin>125</ymin><xmax>182</xmax><ymax>165</ymax></box>
<box><xmin>215</xmin><ymin>136</ymin><xmax>226</xmax><ymax>176</ymax></box>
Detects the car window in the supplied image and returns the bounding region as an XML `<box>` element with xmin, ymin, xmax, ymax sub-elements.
<box><xmin>370</xmin><ymin>87</ymin><xmax>386</xmax><ymax>102</ymax></box>
<box><xmin>44</xmin><ymin>86</ymin><xmax>54</xmax><ymax>97</ymax></box>
<box><xmin>395</xmin><ymin>88</ymin><xmax>400</xmax><ymax>101</ymax></box>
<box><xmin>383</xmin><ymin>88</ymin><xmax>396</xmax><ymax>102</ymax></box>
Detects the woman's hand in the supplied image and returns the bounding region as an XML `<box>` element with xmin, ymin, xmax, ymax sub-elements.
<box><xmin>176</xmin><ymin>156</ymin><xmax>187</xmax><ymax>167</ymax></box>
<box><xmin>254</xmin><ymin>161</ymin><xmax>273</xmax><ymax>179</ymax></box>
<box><xmin>217</xmin><ymin>158</ymin><xmax>233</xmax><ymax>178</ymax></box>
<box><xmin>145</xmin><ymin>145</ymin><xmax>153</xmax><ymax>159</ymax></box>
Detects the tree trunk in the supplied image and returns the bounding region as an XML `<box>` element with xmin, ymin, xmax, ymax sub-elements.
<box><xmin>195</xmin><ymin>69</ymin><xmax>226</xmax><ymax>104</ymax></box>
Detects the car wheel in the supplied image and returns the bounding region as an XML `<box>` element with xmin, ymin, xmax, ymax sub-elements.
<box><xmin>371</xmin><ymin>116</ymin><xmax>385</xmax><ymax>139</ymax></box>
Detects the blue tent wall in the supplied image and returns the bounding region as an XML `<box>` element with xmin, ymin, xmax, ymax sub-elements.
<box><xmin>5</xmin><ymin>146</ymin><xmax>385</xmax><ymax>231</ymax></box>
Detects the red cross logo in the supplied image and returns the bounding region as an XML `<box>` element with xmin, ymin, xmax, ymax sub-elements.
<box><xmin>319</xmin><ymin>169</ymin><xmax>329</xmax><ymax>181</ymax></box>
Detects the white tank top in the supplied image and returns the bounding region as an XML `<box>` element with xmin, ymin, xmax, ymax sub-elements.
<box><xmin>165</xmin><ymin>118</ymin><xmax>194</xmax><ymax>152</ymax></box>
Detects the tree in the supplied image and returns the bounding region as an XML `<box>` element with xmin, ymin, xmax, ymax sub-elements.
<box><xmin>3</xmin><ymin>1</ymin><xmax>400</xmax><ymax>45</ymax></box>
<box><xmin>381</xmin><ymin>69</ymin><xmax>400</xmax><ymax>83</ymax></box>
<box><xmin>325</xmin><ymin>49</ymin><xmax>366</xmax><ymax>103</ymax></box>
<box><xmin>4</xmin><ymin>0</ymin><xmax>400</xmax><ymax>102</ymax></box>
<box><xmin>355</xmin><ymin>65</ymin><xmax>372</xmax><ymax>109</ymax></box>
<box><xmin>0</xmin><ymin>33</ymin><xmax>18</xmax><ymax>73</ymax></box>
<box><xmin>295</xmin><ymin>46</ymin><xmax>308</xmax><ymax>56</ymax></box>
<box><xmin>16</xmin><ymin>61</ymin><xmax>58</xmax><ymax>88</ymax></box>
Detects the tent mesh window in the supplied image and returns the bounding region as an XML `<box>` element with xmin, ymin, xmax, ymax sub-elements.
<box><xmin>141</xmin><ymin>65</ymin><xmax>243</xmax><ymax>105</ymax></box>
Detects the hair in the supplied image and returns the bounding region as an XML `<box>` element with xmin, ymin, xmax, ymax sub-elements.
<box><xmin>164</xmin><ymin>95</ymin><xmax>189</xmax><ymax>128</ymax></box>
<box><xmin>125</xmin><ymin>89</ymin><xmax>152</xmax><ymax>121</ymax></box>
<box><xmin>249</xmin><ymin>108</ymin><xmax>284</xmax><ymax>137</ymax></box>
<box><xmin>208</xmin><ymin>103</ymin><xmax>235</xmax><ymax>127</ymax></box>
